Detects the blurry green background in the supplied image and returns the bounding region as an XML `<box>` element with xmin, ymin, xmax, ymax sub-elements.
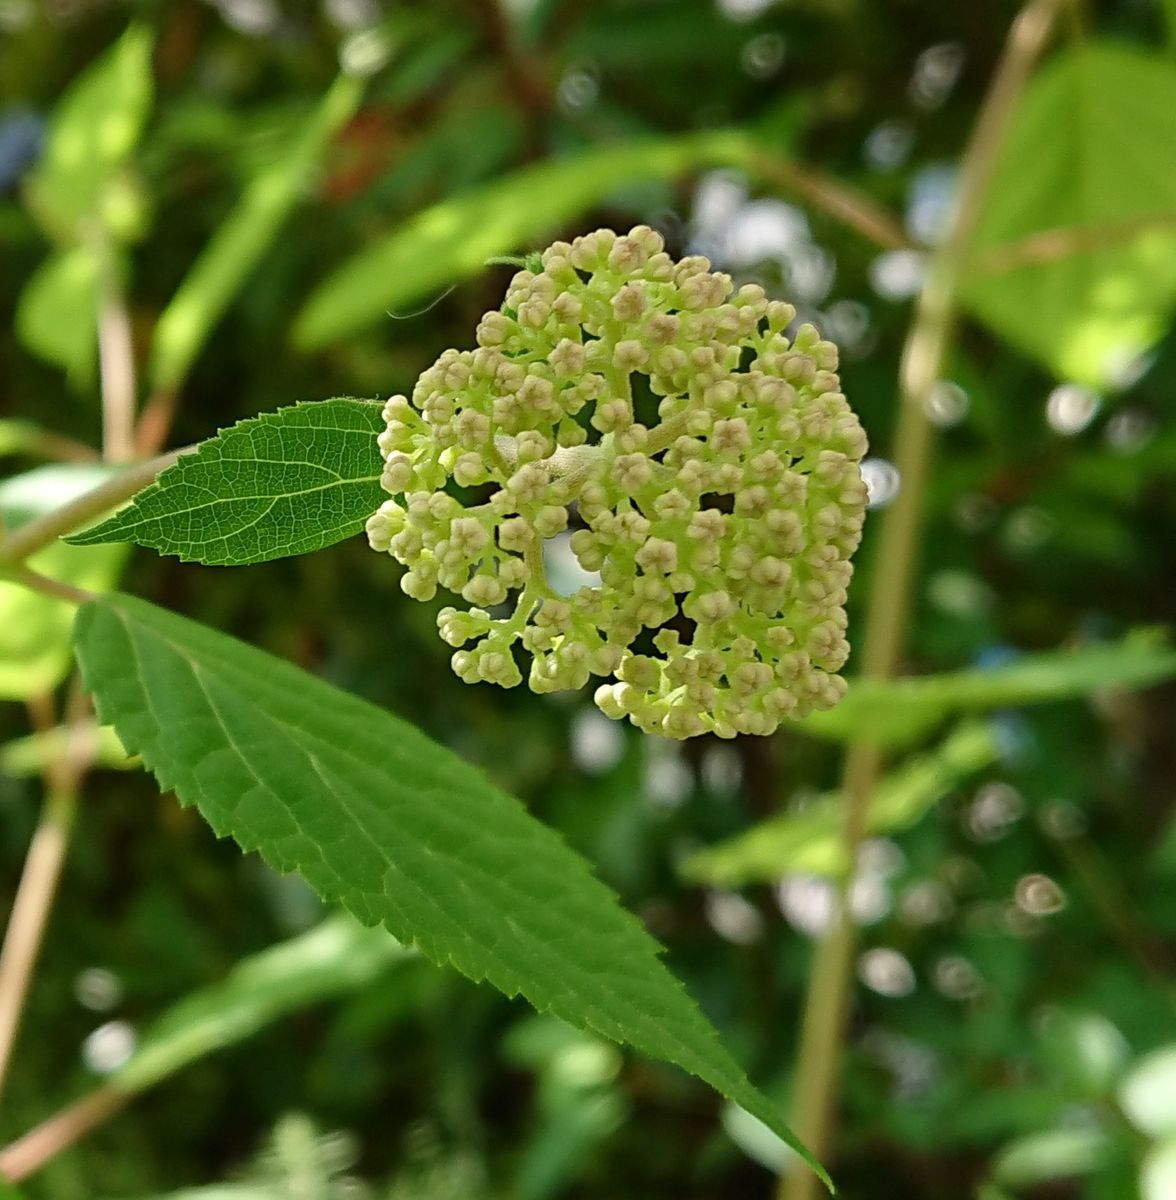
<box><xmin>2</xmin><ymin>1</ymin><xmax>1176</xmax><ymax>1197</ymax></box>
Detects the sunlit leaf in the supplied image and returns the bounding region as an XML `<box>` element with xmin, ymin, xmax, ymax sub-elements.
<box><xmin>795</xmin><ymin>632</ymin><xmax>1176</xmax><ymax>748</ymax></box>
<box><xmin>293</xmin><ymin>130</ymin><xmax>768</xmax><ymax>349</ymax></box>
<box><xmin>72</xmin><ymin>594</ymin><xmax>826</xmax><ymax>1182</ymax></box>
<box><xmin>149</xmin><ymin>74</ymin><xmax>364</xmax><ymax>393</ymax></box>
<box><xmin>681</xmin><ymin>720</ymin><xmax>997</xmax><ymax>885</ymax></box>
<box><xmin>14</xmin><ymin>246</ymin><xmax>99</xmax><ymax>385</ymax></box>
<box><xmin>1142</xmin><ymin>1141</ymin><xmax>1176</xmax><ymax>1200</ymax></box>
<box><xmin>0</xmin><ymin>465</ymin><xmax>125</xmax><ymax>700</ymax></box>
<box><xmin>1119</xmin><ymin>1045</ymin><xmax>1176</xmax><ymax>1138</ymax></box>
<box><xmin>67</xmin><ymin>399</ymin><xmax>384</xmax><ymax>565</ymax></box>
<box><xmin>992</xmin><ymin>1127</ymin><xmax>1112</xmax><ymax>1187</ymax></box>
<box><xmin>963</xmin><ymin>44</ymin><xmax>1176</xmax><ymax>388</ymax></box>
<box><xmin>24</xmin><ymin>24</ymin><xmax>153</xmax><ymax>241</ymax></box>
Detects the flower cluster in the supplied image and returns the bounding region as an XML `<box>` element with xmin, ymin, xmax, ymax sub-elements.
<box><xmin>367</xmin><ymin>226</ymin><xmax>868</xmax><ymax>738</ymax></box>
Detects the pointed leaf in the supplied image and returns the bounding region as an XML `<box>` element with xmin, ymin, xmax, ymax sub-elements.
<box><xmin>72</xmin><ymin>594</ymin><xmax>825</xmax><ymax>1182</ymax></box>
<box><xmin>67</xmin><ymin>399</ymin><xmax>384</xmax><ymax>565</ymax></box>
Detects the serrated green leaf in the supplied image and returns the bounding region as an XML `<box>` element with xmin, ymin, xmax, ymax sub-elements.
<box><xmin>149</xmin><ymin>74</ymin><xmax>364</xmax><ymax>393</ymax></box>
<box><xmin>681</xmin><ymin>720</ymin><xmax>997</xmax><ymax>886</ymax></box>
<box><xmin>794</xmin><ymin>632</ymin><xmax>1176</xmax><ymax>748</ymax></box>
<box><xmin>0</xmin><ymin>465</ymin><xmax>125</xmax><ymax>699</ymax></box>
<box><xmin>963</xmin><ymin>44</ymin><xmax>1176</xmax><ymax>388</ymax></box>
<box><xmin>67</xmin><ymin>399</ymin><xmax>385</xmax><ymax>565</ymax></box>
<box><xmin>115</xmin><ymin>913</ymin><xmax>413</xmax><ymax>1094</ymax></box>
<box><xmin>14</xmin><ymin>246</ymin><xmax>99</xmax><ymax>384</ymax></box>
<box><xmin>25</xmin><ymin>24</ymin><xmax>153</xmax><ymax>241</ymax></box>
<box><xmin>72</xmin><ymin>594</ymin><xmax>826</xmax><ymax>1183</ymax></box>
<box><xmin>293</xmin><ymin>129</ymin><xmax>767</xmax><ymax>349</ymax></box>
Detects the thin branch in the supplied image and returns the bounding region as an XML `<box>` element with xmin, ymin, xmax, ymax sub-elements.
<box><xmin>780</xmin><ymin>3</ymin><xmax>1064</xmax><ymax>1196</ymax></box>
<box><xmin>747</xmin><ymin>153</ymin><xmax>912</xmax><ymax>252</ymax></box>
<box><xmin>0</xmin><ymin>447</ymin><xmax>187</xmax><ymax>566</ymax></box>
<box><xmin>0</xmin><ymin>1087</ymin><xmax>126</xmax><ymax>1183</ymax></box>
<box><xmin>2</xmin><ymin>424</ymin><xmax>102</xmax><ymax>465</ymax></box>
<box><xmin>0</xmin><ymin>565</ymin><xmax>98</xmax><ymax>607</ymax></box>
<box><xmin>133</xmin><ymin>387</ymin><xmax>178</xmax><ymax>457</ymax></box>
<box><xmin>0</xmin><ymin>686</ymin><xmax>92</xmax><ymax>1100</ymax></box>
<box><xmin>94</xmin><ymin>239</ymin><xmax>137</xmax><ymax>464</ymax></box>
<box><xmin>973</xmin><ymin>210</ymin><xmax>1176</xmax><ymax>275</ymax></box>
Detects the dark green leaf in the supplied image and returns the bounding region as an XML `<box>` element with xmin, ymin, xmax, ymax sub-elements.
<box><xmin>67</xmin><ymin>399</ymin><xmax>384</xmax><ymax>565</ymax></box>
<box><xmin>72</xmin><ymin>594</ymin><xmax>825</xmax><ymax>1181</ymax></box>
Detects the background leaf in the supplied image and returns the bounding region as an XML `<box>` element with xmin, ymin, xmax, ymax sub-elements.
<box><xmin>681</xmin><ymin>720</ymin><xmax>997</xmax><ymax>885</ymax></box>
<box><xmin>963</xmin><ymin>44</ymin><xmax>1176</xmax><ymax>388</ymax></box>
<box><xmin>149</xmin><ymin>74</ymin><xmax>364</xmax><ymax>394</ymax></box>
<box><xmin>0</xmin><ymin>722</ymin><xmax>134</xmax><ymax>776</ymax></box>
<box><xmin>0</xmin><ymin>465</ymin><xmax>125</xmax><ymax>700</ymax></box>
<box><xmin>71</xmin><ymin>593</ymin><xmax>825</xmax><ymax>1180</ymax></box>
<box><xmin>293</xmin><ymin>129</ymin><xmax>772</xmax><ymax>349</ymax></box>
<box><xmin>23</xmin><ymin>23</ymin><xmax>153</xmax><ymax>242</ymax></box>
<box><xmin>115</xmin><ymin>913</ymin><xmax>413</xmax><ymax>1095</ymax></box>
<box><xmin>13</xmin><ymin>246</ymin><xmax>99</xmax><ymax>384</ymax></box>
<box><xmin>67</xmin><ymin>400</ymin><xmax>384</xmax><ymax>565</ymax></box>
<box><xmin>795</xmin><ymin>632</ymin><xmax>1176</xmax><ymax>747</ymax></box>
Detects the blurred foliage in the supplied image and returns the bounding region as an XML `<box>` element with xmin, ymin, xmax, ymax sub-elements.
<box><xmin>2</xmin><ymin>2</ymin><xmax>1176</xmax><ymax>1199</ymax></box>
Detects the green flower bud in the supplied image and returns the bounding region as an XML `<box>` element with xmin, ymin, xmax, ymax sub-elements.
<box><xmin>369</xmin><ymin>227</ymin><xmax>869</xmax><ymax>738</ymax></box>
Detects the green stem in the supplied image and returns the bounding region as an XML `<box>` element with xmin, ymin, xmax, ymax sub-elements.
<box><xmin>779</xmin><ymin>3</ymin><xmax>1064</xmax><ymax>1195</ymax></box>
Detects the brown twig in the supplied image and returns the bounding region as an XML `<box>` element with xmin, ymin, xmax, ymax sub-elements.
<box><xmin>94</xmin><ymin>238</ymin><xmax>138</xmax><ymax>464</ymax></box>
<box><xmin>973</xmin><ymin>210</ymin><xmax>1176</xmax><ymax>275</ymax></box>
<box><xmin>0</xmin><ymin>1087</ymin><xmax>126</xmax><ymax>1182</ymax></box>
<box><xmin>0</xmin><ymin>685</ymin><xmax>93</xmax><ymax>1099</ymax></box>
<box><xmin>780</xmin><ymin>2</ymin><xmax>1065</xmax><ymax>1195</ymax></box>
<box><xmin>747</xmin><ymin>153</ymin><xmax>912</xmax><ymax>252</ymax></box>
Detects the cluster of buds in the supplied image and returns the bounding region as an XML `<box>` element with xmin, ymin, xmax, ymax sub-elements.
<box><xmin>367</xmin><ymin>226</ymin><xmax>868</xmax><ymax>738</ymax></box>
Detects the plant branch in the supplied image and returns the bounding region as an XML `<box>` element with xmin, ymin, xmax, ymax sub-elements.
<box><xmin>972</xmin><ymin>210</ymin><xmax>1176</xmax><ymax>275</ymax></box>
<box><xmin>94</xmin><ymin>238</ymin><xmax>138</xmax><ymax>464</ymax></box>
<box><xmin>0</xmin><ymin>447</ymin><xmax>186</xmax><ymax>566</ymax></box>
<box><xmin>746</xmin><ymin>152</ymin><xmax>912</xmax><ymax>252</ymax></box>
<box><xmin>0</xmin><ymin>565</ymin><xmax>97</xmax><ymax>606</ymax></box>
<box><xmin>0</xmin><ymin>686</ymin><xmax>92</xmax><ymax>1100</ymax></box>
<box><xmin>780</xmin><ymin>3</ymin><xmax>1064</xmax><ymax>1196</ymax></box>
<box><xmin>0</xmin><ymin>1086</ymin><xmax>126</xmax><ymax>1182</ymax></box>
